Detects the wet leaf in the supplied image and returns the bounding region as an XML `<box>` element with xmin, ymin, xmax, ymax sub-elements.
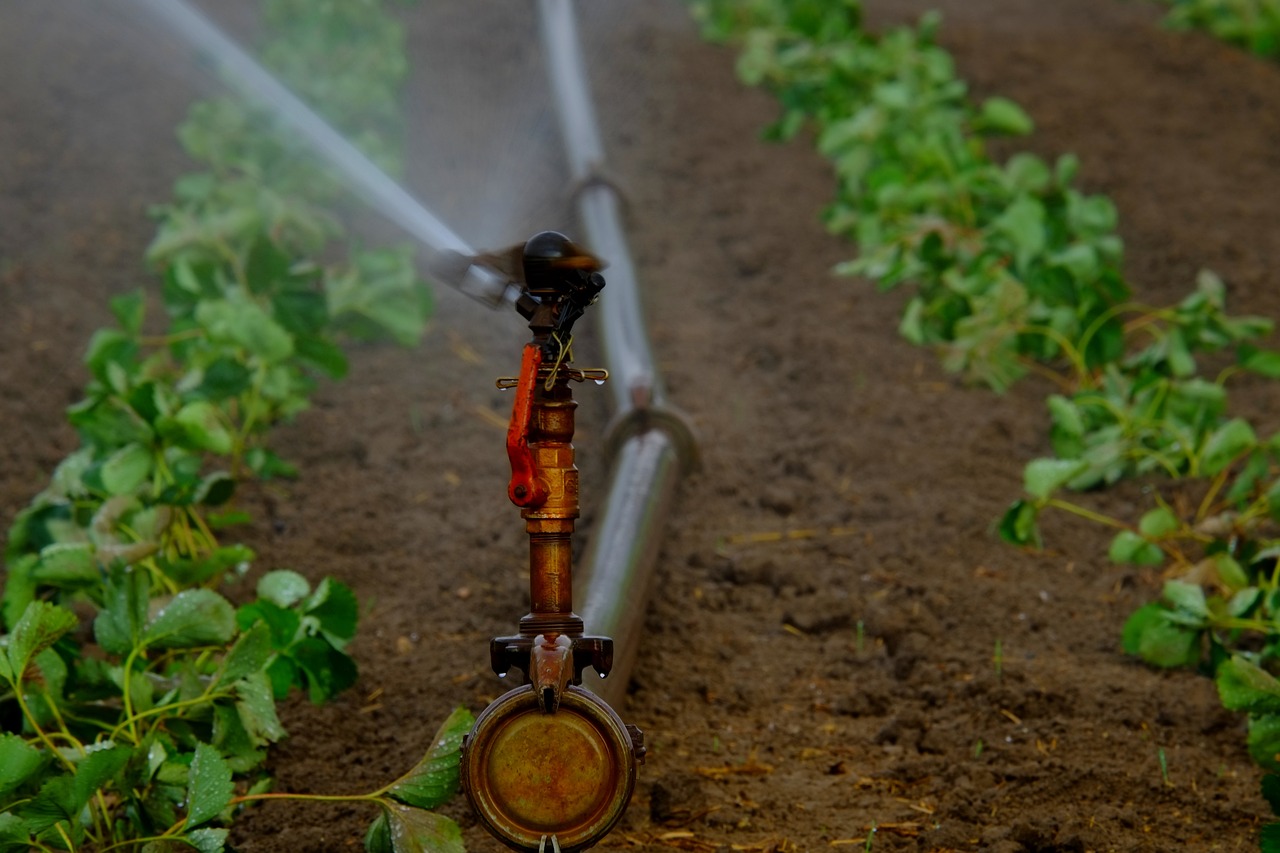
<box><xmin>217</xmin><ymin>622</ymin><xmax>273</xmax><ymax>688</ymax></box>
<box><xmin>370</xmin><ymin>803</ymin><xmax>464</xmax><ymax>853</ymax></box>
<box><xmin>95</xmin><ymin>567</ymin><xmax>150</xmax><ymax>656</ymax></box>
<box><xmin>257</xmin><ymin>570</ymin><xmax>310</xmax><ymax>608</ymax></box>
<box><xmin>305</xmin><ymin>577</ymin><xmax>359</xmax><ymax>646</ymax></box>
<box><xmin>386</xmin><ymin>707</ymin><xmax>474</xmax><ymax>810</ymax></box>
<box><xmin>6</xmin><ymin>601</ymin><xmax>78</xmax><ymax>683</ymax></box>
<box><xmin>145</xmin><ymin>590</ymin><xmax>236</xmax><ymax>650</ymax></box>
<box><xmin>234</xmin><ymin>671</ymin><xmax>287</xmax><ymax>746</ymax></box>
<box><xmin>186</xmin><ymin>742</ymin><xmax>233</xmax><ymax>828</ymax></box>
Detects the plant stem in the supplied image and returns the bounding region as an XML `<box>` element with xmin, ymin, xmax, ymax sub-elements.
<box><xmin>230</xmin><ymin>791</ymin><xmax>385</xmax><ymax>806</ymax></box>
<box><xmin>1042</xmin><ymin>498</ymin><xmax>1129</xmax><ymax>530</ymax></box>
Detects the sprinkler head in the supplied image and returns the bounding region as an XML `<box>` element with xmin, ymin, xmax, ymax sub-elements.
<box><xmin>521</xmin><ymin>231</ymin><xmax>603</xmax><ymax>297</ymax></box>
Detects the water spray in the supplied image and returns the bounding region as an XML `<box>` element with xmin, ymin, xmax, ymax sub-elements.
<box><xmin>128</xmin><ymin>0</ymin><xmax>517</xmax><ymax>307</ymax></box>
<box><xmin>461</xmin><ymin>232</ymin><xmax>645</xmax><ymax>852</ymax></box>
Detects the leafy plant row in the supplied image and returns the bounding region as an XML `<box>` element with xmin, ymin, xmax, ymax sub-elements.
<box><xmin>1161</xmin><ymin>0</ymin><xmax>1280</xmax><ymax>61</ymax></box>
<box><xmin>0</xmin><ymin>2</ymin><xmax>470</xmax><ymax>851</ymax></box>
<box><xmin>688</xmin><ymin>0</ymin><xmax>1280</xmax><ymax>836</ymax></box>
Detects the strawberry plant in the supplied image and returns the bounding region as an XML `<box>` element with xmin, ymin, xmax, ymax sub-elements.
<box><xmin>688</xmin><ymin>0</ymin><xmax>1280</xmax><ymax>824</ymax></box>
<box><xmin>1161</xmin><ymin>0</ymin><xmax>1280</xmax><ymax>60</ymax></box>
<box><xmin>0</xmin><ymin>1</ymin><xmax>475</xmax><ymax>850</ymax></box>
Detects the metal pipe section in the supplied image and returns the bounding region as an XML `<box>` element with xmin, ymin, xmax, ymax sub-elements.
<box><xmin>535</xmin><ymin>0</ymin><xmax>697</xmax><ymax>707</ymax></box>
<box><xmin>129</xmin><ymin>0</ymin><xmax>515</xmax><ymax>308</ymax></box>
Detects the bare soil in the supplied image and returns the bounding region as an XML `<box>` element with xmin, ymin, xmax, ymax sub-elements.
<box><xmin>4</xmin><ymin>1</ymin><xmax>1280</xmax><ymax>851</ymax></box>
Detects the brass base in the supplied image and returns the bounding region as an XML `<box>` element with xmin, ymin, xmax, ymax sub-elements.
<box><xmin>461</xmin><ymin>685</ymin><xmax>641</xmax><ymax>852</ymax></box>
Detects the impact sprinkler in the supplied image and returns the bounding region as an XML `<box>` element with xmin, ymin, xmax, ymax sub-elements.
<box><xmin>461</xmin><ymin>232</ymin><xmax>646</xmax><ymax>853</ymax></box>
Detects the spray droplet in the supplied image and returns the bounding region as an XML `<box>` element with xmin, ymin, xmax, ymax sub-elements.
<box><xmin>593</xmin><ymin>379</ymin><xmax>605</xmax><ymax>386</ymax></box>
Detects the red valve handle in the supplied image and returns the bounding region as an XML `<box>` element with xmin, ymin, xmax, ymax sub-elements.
<box><xmin>506</xmin><ymin>343</ymin><xmax>547</xmax><ymax>508</ymax></box>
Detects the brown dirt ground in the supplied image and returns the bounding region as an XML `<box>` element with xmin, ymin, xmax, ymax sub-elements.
<box><xmin>4</xmin><ymin>1</ymin><xmax>1280</xmax><ymax>851</ymax></box>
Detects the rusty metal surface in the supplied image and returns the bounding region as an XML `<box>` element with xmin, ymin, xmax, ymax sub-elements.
<box><xmin>462</xmin><ymin>686</ymin><xmax>639</xmax><ymax>852</ymax></box>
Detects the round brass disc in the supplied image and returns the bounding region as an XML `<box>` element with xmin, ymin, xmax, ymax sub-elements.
<box><xmin>463</xmin><ymin>685</ymin><xmax>637</xmax><ymax>852</ymax></box>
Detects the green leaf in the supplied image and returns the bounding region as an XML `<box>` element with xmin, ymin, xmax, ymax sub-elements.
<box><xmin>1022</xmin><ymin>458</ymin><xmax>1086</xmax><ymax>500</ymax></box>
<box><xmin>6</xmin><ymin>601</ymin><xmax>78</xmax><ymax>683</ymax></box>
<box><xmin>234</xmin><ymin>671</ymin><xmax>287</xmax><ymax>746</ymax></box>
<box><xmin>170</xmin><ymin>401</ymin><xmax>235</xmax><ymax>455</ymax></box>
<box><xmin>186</xmin><ymin>742</ymin><xmax>233</xmax><ymax>829</ymax></box>
<box><xmin>1240</xmin><ymin>345</ymin><xmax>1280</xmax><ymax>379</ymax></box>
<box><xmin>992</xmin><ymin>194</ymin><xmax>1046</xmax><ymax>273</ymax></box>
<box><xmin>1124</xmin><ymin>604</ymin><xmax>1166</xmax><ymax>656</ymax></box>
<box><xmin>1107</xmin><ymin>530</ymin><xmax>1164</xmax><ymax>566</ymax></box>
<box><xmin>236</xmin><ymin>600</ymin><xmax>301</xmax><ymax>650</ymax></box>
<box><xmin>371</xmin><ymin>803</ymin><xmax>464</xmax><ymax>853</ymax></box>
<box><xmin>1200</xmin><ymin>418</ymin><xmax>1257</xmax><ymax>477</ymax></box>
<box><xmin>997</xmin><ymin>499</ymin><xmax>1041</xmax><ymax>547</ymax></box>
<box><xmin>33</xmin><ymin>542</ymin><xmax>98</xmax><ymax>586</ymax></box>
<box><xmin>194</xmin><ymin>472</ymin><xmax>236</xmax><ymax>507</ymax></box>
<box><xmin>1263</xmin><ymin>773</ymin><xmax>1280</xmax><ymax>816</ymax></box>
<box><xmin>1261</xmin><ymin>821</ymin><xmax>1280</xmax><ymax>853</ymax></box>
<box><xmin>72</xmin><ymin>742</ymin><xmax>133</xmax><ymax>809</ymax></box>
<box><xmin>305</xmin><ymin>577</ymin><xmax>359</xmax><ymax>645</ymax></box>
<box><xmin>1126</xmin><ymin>606</ymin><xmax>1202</xmax><ymax>669</ymax></box>
<box><xmin>98</xmin><ymin>443</ymin><xmax>153</xmax><ymax>496</ymax></box>
<box><xmin>186</xmin><ymin>828</ymin><xmax>230</xmax><ymax>853</ymax></box>
<box><xmin>1137</xmin><ymin>506</ymin><xmax>1180</xmax><ymax>538</ymax></box>
<box><xmin>1217</xmin><ymin>656</ymin><xmax>1280</xmax><ymax>714</ymax></box>
<box><xmin>217</xmin><ymin>622</ymin><xmax>273</xmax><ymax>688</ymax></box>
<box><xmin>196</xmin><ymin>358</ymin><xmax>252</xmax><ymax>400</ymax></box>
<box><xmin>1251</xmin><ymin>714</ymin><xmax>1280</xmax><ymax>771</ymax></box>
<box><xmin>386</xmin><ymin>707</ymin><xmax>474</xmax><ymax>809</ymax></box>
<box><xmin>84</xmin><ymin>328</ymin><xmax>138</xmax><ymax>385</ymax></box>
<box><xmin>0</xmin><ymin>813</ymin><xmax>32</xmax><ymax>852</ymax></box>
<box><xmin>295</xmin><ymin>336</ymin><xmax>349</xmax><ymax>379</ymax></box>
<box><xmin>19</xmin><ymin>775</ymin><xmax>77</xmax><ymax>834</ymax></box>
<box><xmin>95</xmin><ymin>567</ymin><xmax>150</xmax><ymax>656</ymax></box>
<box><xmin>144</xmin><ymin>590</ymin><xmax>236</xmax><ymax>650</ymax></box>
<box><xmin>292</xmin><ymin>636</ymin><xmax>358</xmax><ymax>703</ymax></box>
<box><xmin>244</xmin><ymin>447</ymin><xmax>298</xmax><ymax>480</ymax></box>
<box><xmin>257</xmin><ymin>570</ymin><xmax>311</xmax><ymax>608</ymax></box>
<box><xmin>195</xmin><ymin>299</ymin><xmax>294</xmax><ymax>363</ymax></box>
<box><xmin>976</xmin><ymin>96</ymin><xmax>1034</xmax><ymax>136</ymax></box>
<box><xmin>365</xmin><ymin>811</ymin><xmax>393</xmax><ymax>853</ymax></box>
<box><xmin>0</xmin><ymin>734</ymin><xmax>48</xmax><ymax>797</ymax></box>
<box><xmin>110</xmin><ymin>290</ymin><xmax>147</xmax><ymax>336</ymax></box>
<box><xmin>210</xmin><ymin>703</ymin><xmax>265</xmax><ymax>774</ymax></box>
<box><xmin>1217</xmin><ymin>553</ymin><xmax>1250</xmax><ymax>591</ymax></box>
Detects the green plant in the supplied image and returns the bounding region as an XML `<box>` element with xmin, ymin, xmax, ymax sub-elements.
<box><xmin>1260</xmin><ymin>772</ymin><xmax>1280</xmax><ymax>851</ymax></box>
<box><xmin>693</xmin><ymin>0</ymin><xmax>1129</xmax><ymax>393</ymax></box>
<box><xmin>1161</xmin><ymin>0</ymin><xmax>1280</xmax><ymax>60</ymax></box>
<box><xmin>687</xmin><ymin>0</ymin><xmax>1280</xmax><ymax>822</ymax></box>
<box><xmin>0</xmin><ymin>1</ymin><xmax>462</xmax><ymax>850</ymax></box>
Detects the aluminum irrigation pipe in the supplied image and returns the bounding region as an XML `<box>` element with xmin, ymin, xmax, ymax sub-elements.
<box><xmin>536</xmin><ymin>0</ymin><xmax>699</xmax><ymax>707</ymax></box>
<box><xmin>129</xmin><ymin>0</ymin><xmax>516</xmax><ymax>308</ymax></box>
